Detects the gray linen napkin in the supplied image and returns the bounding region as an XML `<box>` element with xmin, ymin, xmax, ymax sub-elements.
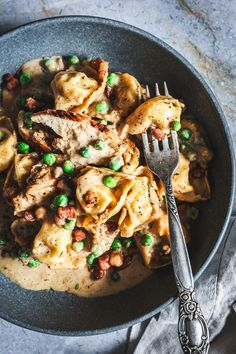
<box><xmin>127</xmin><ymin>217</ymin><xmax>236</xmax><ymax>354</ymax></box>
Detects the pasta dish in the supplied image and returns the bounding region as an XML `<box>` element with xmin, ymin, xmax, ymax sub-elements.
<box><xmin>0</xmin><ymin>56</ymin><xmax>212</xmax><ymax>296</ymax></box>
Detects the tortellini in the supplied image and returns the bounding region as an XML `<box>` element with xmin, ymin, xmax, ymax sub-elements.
<box><xmin>32</xmin><ymin>219</ymin><xmax>88</xmax><ymax>269</ymax></box>
<box><xmin>126</xmin><ymin>96</ymin><xmax>184</xmax><ymax>134</ymax></box>
<box><xmin>113</xmin><ymin>73</ymin><xmax>142</xmax><ymax>117</ymax></box>
<box><xmin>76</xmin><ymin>166</ymin><xmax>161</xmax><ymax>238</ymax></box>
<box><xmin>157</xmin><ymin>153</ymin><xmax>211</xmax><ymax>202</ymax></box>
<box><xmin>51</xmin><ymin>58</ymin><xmax>108</xmax><ymax>113</ymax></box>
<box><xmin>0</xmin><ymin>116</ymin><xmax>17</xmax><ymax>173</ymax></box>
<box><xmin>76</xmin><ymin>167</ymin><xmax>134</xmax><ymax>227</ymax></box>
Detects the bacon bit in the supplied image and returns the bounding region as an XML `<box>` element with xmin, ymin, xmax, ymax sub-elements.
<box><xmin>105</xmin><ymin>85</ymin><xmax>112</xmax><ymax>98</ymax></box>
<box><xmin>98</xmin><ymin>253</ymin><xmax>110</xmax><ymax>270</ymax></box>
<box><xmin>152</xmin><ymin>128</ymin><xmax>165</xmax><ymax>140</ymax></box>
<box><xmin>2</xmin><ymin>73</ymin><xmax>19</xmax><ymax>90</ymax></box>
<box><xmin>116</xmin><ymin>254</ymin><xmax>133</xmax><ymax>271</ymax></box>
<box><xmin>25</xmin><ymin>97</ymin><xmax>45</xmax><ymax>112</ymax></box>
<box><xmin>57</xmin><ymin>205</ymin><xmax>77</xmax><ymax>219</ymax></box>
<box><xmin>54</xmin><ymin>215</ymin><xmax>65</xmax><ymax>226</ymax></box>
<box><xmin>73</xmin><ymin>229</ymin><xmax>86</xmax><ymax>242</ymax></box>
<box><xmin>109</xmin><ymin>251</ymin><xmax>123</xmax><ymax>267</ymax></box>
<box><xmin>23</xmin><ymin>210</ymin><xmax>35</xmax><ymax>222</ymax></box>
<box><xmin>91</xmin><ymin>266</ymin><xmax>106</xmax><ymax>280</ymax></box>
<box><xmin>83</xmin><ymin>190</ymin><xmax>98</xmax><ymax>207</ymax></box>
<box><xmin>90</xmin><ymin>57</ymin><xmax>108</xmax><ymax>81</ymax></box>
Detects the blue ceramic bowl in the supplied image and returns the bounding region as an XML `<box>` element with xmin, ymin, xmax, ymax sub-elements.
<box><xmin>0</xmin><ymin>16</ymin><xmax>235</xmax><ymax>335</ymax></box>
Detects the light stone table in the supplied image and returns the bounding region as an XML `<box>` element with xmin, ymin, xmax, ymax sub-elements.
<box><xmin>0</xmin><ymin>1</ymin><xmax>235</xmax><ymax>353</ymax></box>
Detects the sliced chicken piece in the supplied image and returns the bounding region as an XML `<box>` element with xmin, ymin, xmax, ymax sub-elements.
<box><xmin>30</xmin><ymin>109</ymin><xmax>139</xmax><ymax>171</ymax></box>
<box><xmin>12</xmin><ymin>163</ymin><xmax>57</xmax><ymax>215</ymax></box>
<box><xmin>18</xmin><ymin>110</ymin><xmax>60</xmax><ymax>152</ymax></box>
<box><xmin>126</xmin><ymin>95</ymin><xmax>184</xmax><ymax>134</ymax></box>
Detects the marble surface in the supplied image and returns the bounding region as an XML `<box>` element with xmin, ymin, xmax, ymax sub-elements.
<box><xmin>0</xmin><ymin>1</ymin><xmax>235</xmax><ymax>353</ymax></box>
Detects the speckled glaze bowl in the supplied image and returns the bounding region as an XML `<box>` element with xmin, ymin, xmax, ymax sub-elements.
<box><xmin>0</xmin><ymin>16</ymin><xmax>235</xmax><ymax>336</ymax></box>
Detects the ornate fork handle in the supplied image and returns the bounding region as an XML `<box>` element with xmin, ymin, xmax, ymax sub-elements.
<box><xmin>163</xmin><ymin>175</ymin><xmax>210</xmax><ymax>354</ymax></box>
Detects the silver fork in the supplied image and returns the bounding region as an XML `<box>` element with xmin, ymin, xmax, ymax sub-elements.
<box><xmin>141</xmin><ymin>83</ymin><xmax>210</xmax><ymax>354</ymax></box>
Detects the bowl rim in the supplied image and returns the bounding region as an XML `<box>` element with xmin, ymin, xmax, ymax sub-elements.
<box><xmin>0</xmin><ymin>15</ymin><xmax>235</xmax><ymax>336</ymax></box>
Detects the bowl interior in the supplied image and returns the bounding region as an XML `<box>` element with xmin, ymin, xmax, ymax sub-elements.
<box><xmin>0</xmin><ymin>17</ymin><xmax>234</xmax><ymax>335</ymax></box>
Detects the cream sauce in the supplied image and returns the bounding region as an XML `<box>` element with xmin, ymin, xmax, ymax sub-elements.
<box><xmin>0</xmin><ymin>254</ymin><xmax>152</xmax><ymax>297</ymax></box>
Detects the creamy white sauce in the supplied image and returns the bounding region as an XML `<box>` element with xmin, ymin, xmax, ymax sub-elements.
<box><xmin>0</xmin><ymin>254</ymin><xmax>152</xmax><ymax>297</ymax></box>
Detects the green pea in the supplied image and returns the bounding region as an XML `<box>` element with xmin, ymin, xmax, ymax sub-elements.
<box><xmin>95</xmin><ymin>139</ymin><xmax>106</xmax><ymax>150</ymax></box>
<box><xmin>109</xmin><ymin>157</ymin><xmax>123</xmax><ymax>172</ymax></box>
<box><xmin>76</xmin><ymin>241</ymin><xmax>84</xmax><ymax>252</ymax></box>
<box><xmin>173</xmin><ymin>121</ymin><xmax>181</xmax><ymax>131</ymax></box>
<box><xmin>64</xmin><ymin>218</ymin><xmax>76</xmax><ymax>230</ymax></box>
<box><xmin>0</xmin><ymin>130</ymin><xmax>4</xmax><ymax>141</ymax></box>
<box><xmin>121</xmin><ymin>237</ymin><xmax>133</xmax><ymax>248</ymax></box>
<box><xmin>43</xmin><ymin>152</ymin><xmax>56</xmax><ymax>166</ymax></box>
<box><xmin>20</xmin><ymin>251</ymin><xmax>30</xmax><ymax>259</ymax></box>
<box><xmin>111</xmin><ymin>238</ymin><xmax>122</xmax><ymax>250</ymax></box>
<box><xmin>28</xmin><ymin>258</ymin><xmax>40</xmax><ymax>268</ymax></box>
<box><xmin>93</xmin><ymin>248</ymin><xmax>102</xmax><ymax>257</ymax></box>
<box><xmin>0</xmin><ymin>236</ymin><xmax>7</xmax><ymax>246</ymax></box>
<box><xmin>189</xmin><ymin>207</ymin><xmax>199</xmax><ymax>220</ymax></box>
<box><xmin>69</xmin><ymin>55</ymin><xmax>79</xmax><ymax>65</ymax></box>
<box><xmin>111</xmin><ymin>271</ymin><xmax>121</xmax><ymax>282</ymax></box>
<box><xmin>80</xmin><ymin>146</ymin><xmax>90</xmax><ymax>158</ymax></box>
<box><xmin>54</xmin><ymin>194</ymin><xmax>68</xmax><ymax>207</ymax></box>
<box><xmin>180</xmin><ymin>129</ymin><xmax>192</xmax><ymax>140</ymax></box>
<box><xmin>141</xmin><ymin>233</ymin><xmax>152</xmax><ymax>247</ymax></box>
<box><xmin>103</xmin><ymin>175</ymin><xmax>118</xmax><ymax>189</ymax></box>
<box><xmin>23</xmin><ymin>111</ymin><xmax>33</xmax><ymax>127</ymax></box>
<box><xmin>20</xmin><ymin>72</ymin><xmax>31</xmax><ymax>86</ymax></box>
<box><xmin>62</xmin><ymin>160</ymin><xmax>75</xmax><ymax>174</ymax></box>
<box><xmin>16</xmin><ymin>96</ymin><xmax>26</xmax><ymax>109</ymax></box>
<box><xmin>96</xmin><ymin>101</ymin><xmax>109</xmax><ymax>114</ymax></box>
<box><xmin>18</xmin><ymin>141</ymin><xmax>30</xmax><ymax>153</ymax></box>
<box><xmin>87</xmin><ymin>253</ymin><xmax>96</xmax><ymax>265</ymax></box>
<box><xmin>43</xmin><ymin>58</ymin><xmax>55</xmax><ymax>68</ymax></box>
<box><xmin>75</xmin><ymin>283</ymin><xmax>80</xmax><ymax>290</ymax></box>
<box><xmin>107</xmin><ymin>73</ymin><xmax>119</xmax><ymax>87</ymax></box>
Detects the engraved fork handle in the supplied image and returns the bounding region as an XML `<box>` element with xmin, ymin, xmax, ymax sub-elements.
<box><xmin>163</xmin><ymin>175</ymin><xmax>210</xmax><ymax>354</ymax></box>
